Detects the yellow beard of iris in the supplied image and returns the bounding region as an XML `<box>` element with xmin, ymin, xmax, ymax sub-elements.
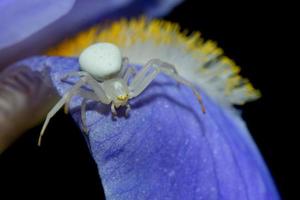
<box><xmin>46</xmin><ymin>17</ymin><xmax>261</xmax><ymax>106</ymax></box>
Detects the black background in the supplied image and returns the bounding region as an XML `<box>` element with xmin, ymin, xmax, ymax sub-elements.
<box><xmin>0</xmin><ymin>0</ymin><xmax>294</xmax><ymax>199</ymax></box>
<box><xmin>166</xmin><ymin>1</ymin><xmax>294</xmax><ymax>200</ymax></box>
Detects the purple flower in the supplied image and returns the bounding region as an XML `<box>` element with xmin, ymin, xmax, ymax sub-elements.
<box><xmin>0</xmin><ymin>0</ymin><xmax>183</xmax><ymax>69</ymax></box>
<box><xmin>13</xmin><ymin>56</ymin><xmax>280</xmax><ymax>200</ymax></box>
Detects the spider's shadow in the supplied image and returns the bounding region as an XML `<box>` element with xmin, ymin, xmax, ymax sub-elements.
<box><xmin>71</xmin><ymin>100</ymin><xmax>129</xmax><ymax>121</ymax></box>
<box><xmin>71</xmin><ymin>81</ymin><xmax>206</xmax><ymax>133</ymax></box>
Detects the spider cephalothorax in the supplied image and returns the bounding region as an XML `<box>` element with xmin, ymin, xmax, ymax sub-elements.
<box><xmin>38</xmin><ymin>42</ymin><xmax>205</xmax><ymax>145</ymax></box>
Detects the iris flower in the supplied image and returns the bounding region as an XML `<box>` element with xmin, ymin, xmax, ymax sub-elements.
<box><xmin>0</xmin><ymin>2</ymin><xmax>280</xmax><ymax>200</ymax></box>
<box><xmin>0</xmin><ymin>0</ymin><xmax>182</xmax><ymax>152</ymax></box>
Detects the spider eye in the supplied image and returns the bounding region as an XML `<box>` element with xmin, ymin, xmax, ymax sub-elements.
<box><xmin>117</xmin><ymin>94</ymin><xmax>128</xmax><ymax>101</ymax></box>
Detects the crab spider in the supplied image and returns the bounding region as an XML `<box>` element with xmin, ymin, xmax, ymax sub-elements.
<box><xmin>38</xmin><ymin>43</ymin><xmax>205</xmax><ymax>146</ymax></box>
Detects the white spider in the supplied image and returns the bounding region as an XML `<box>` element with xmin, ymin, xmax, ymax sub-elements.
<box><xmin>38</xmin><ymin>42</ymin><xmax>205</xmax><ymax>145</ymax></box>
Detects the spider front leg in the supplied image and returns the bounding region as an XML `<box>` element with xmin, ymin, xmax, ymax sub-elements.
<box><xmin>38</xmin><ymin>78</ymin><xmax>87</xmax><ymax>146</ymax></box>
<box><xmin>63</xmin><ymin>73</ymin><xmax>112</xmax><ymax>114</ymax></box>
<box><xmin>39</xmin><ymin>75</ymin><xmax>108</xmax><ymax>145</ymax></box>
<box><xmin>60</xmin><ymin>71</ymin><xmax>90</xmax><ymax>114</ymax></box>
<box><xmin>125</xmin><ymin>104</ymin><xmax>131</xmax><ymax>117</ymax></box>
<box><xmin>64</xmin><ymin>88</ymin><xmax>105</xmax><ymax>134</ymax></box>
<box><xmin>129</xmin><ymin>59</ymin><xmax>206</xmax><ymax>113</ymax></box>
<box><xmin>111</xmin><ymin>104</ymin><xmax>117</xmax><ymax>116</ymax></box>
<box><xmin>110</xmin><ymin>104</ymin><xmax>130</xmax><ymax>117</ymax></box>
<box><xmin>61</xmin><ymin>71</ymin><xmax>89</xmax><ymax>81</ymax></box>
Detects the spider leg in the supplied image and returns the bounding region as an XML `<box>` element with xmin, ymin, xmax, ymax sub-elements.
<box><xmin>129</xmin><ymin>59</ymin><xmax>177</xmax><ymax>90</ymax></box>
<box><xmin>76</xmin><ymin>89</ymin><xmax>102</xmax><ymax>132</ymax></box>
<box><xmin>64</xmin><ymin>96</ymin><xmax>71</xmax><ymax>114</ymax></box>
<box><xmin>129</xmin><ymin>67</ymin><xmax>159</xmax><ymax>98</ymax></box>
<box><xmin>129</xmin><ymin>59</ymin><xmax>206</xmax><ymax>113</ymax></box>
<box><xmin>39</xmin><ymin>73</ymin><xmax>112</xmax><ymax>145</ymax></box>
<box><xmin>81</xmin><ymin>98</ymin><xmax>88</xmax><ymax>133</ymax></box>
<box><xmin>76</xmin><ymin>88</ymin><xmax>99</xmax><ymax>101</ymax></box>
<box><xmin>38</xmin><ymin>78</ymin><xmax>86</xmax><ymax>146</ymax></box>
<box><xmin>64</xmin><ymin>89</ymin><xmax>101</xmax><ymax>134</ymax></box>
<box><xmin>119</xmin><ymin>57</ymin><xmax>129</xmax><ymax>77</ymax></box>
<box><xmin>152</xmin><ymin>59</ymin><xmax>178</xmax><ymax>74</ymax></box>
<box><xmin>61</xmin><ymin>71</ymin><xmax>89</xmax><ymax>81</ymax></box>
<box><xmin>64</xmin><ymin>73</ymin><xmax>112</xmax><ymax>113</ymax></box>
<box><xmin>63</xmin><ymin>76</ymin><xmax>90</xmax><ymax>114</ymax></box>
<box><xmin>111</xmin><ymin>104</ymin><xmax>117</xmax><ymax>116</ymax></box>
<box><xmin>163</xmin><ymin>70</ymin><xmax>206</xmax><ymax>113</ymax></box>
<box><xmin>123</xmin><ymin>65</ymin><xmax>136</xmax><ymax>83</ymax></box>
<box><xmin>81</xmin><ymin>74</ymin><xmax>111</xmax><ymax>105</ymax></box>
<box><xmin>118</xmin><ymin>57</ymin><xmax>136</xmax><ymax>83</ymax></box>
<box><xmin>38</xmin><ymin>97</ymin><xmax>67</xmax><ymax>146</ymax></box>
<box><xmin>125</xmin><ymin>104</ymin><xmax>131</xmax><ymax>117</ymax></box>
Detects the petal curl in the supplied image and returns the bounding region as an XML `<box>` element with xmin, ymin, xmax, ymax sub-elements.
<box><xmin>0</xmin><ymin>64</ymin><xmax>58</xmax><ymax>153</ymax></box>
<box><xmin>14</xmin><ymin>56</ymin><xmax>280</xmax><ymax>200</ymax></box>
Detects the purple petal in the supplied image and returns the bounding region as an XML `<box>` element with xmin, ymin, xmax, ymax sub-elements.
<box><xmin>0</xmin><ymin>0</ymin><xmax>182</xmax><ymax>69</ymax></box>
<box><xmin>0</xmin><ymin>0</ymin><xmax>129</xmax><ymax>68</ymax></box>
<box><xmin>144</xmin><ymin>0</ymin><xmax>183</xmax><ymax>17</ymax></box>
<box><xmin>0</xmin><ymin>0</ymin><xmax>75</xmax><ymax>50</ymax></box>
<box><xmin>0</xmin><ymin>64</ymin><xmax>58</xmax><ymax>153</ymax></box>
<box><xmin>14</xmin><ymin>56</ymin><xmax>280</xmax><ymax>200</ymax></box>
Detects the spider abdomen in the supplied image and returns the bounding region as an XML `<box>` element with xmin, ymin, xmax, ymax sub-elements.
<box><xmin>79</xmin><ymin>43</ymin><xmax>122</xmax><ymax>80</ymax></box>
